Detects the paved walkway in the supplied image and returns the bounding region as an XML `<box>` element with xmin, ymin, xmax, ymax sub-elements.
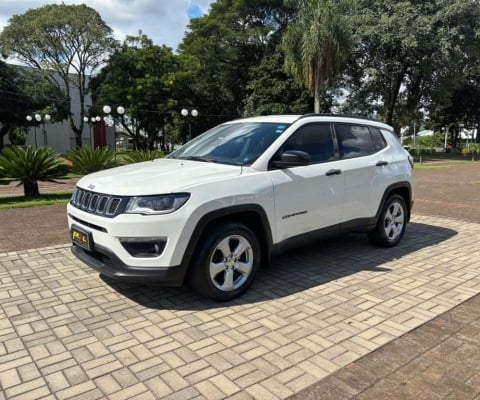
<box><xmin>0</xmin><ymin>163</ymin><xmax>479</xmax><ymax>399</ymax></box>
<box><xmin>0</xmin><ymin>178</ymin><xmax>78</xmax><ymax>198</ymax></box>
<box><xmin>0</xmin><ymin>215</ymin><xmax>478</xmax><ymax>400</ymax></box>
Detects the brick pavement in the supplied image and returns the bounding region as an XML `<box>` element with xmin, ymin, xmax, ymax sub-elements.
<box><xmin>0</xmin><ymin>214</ymin><xmax>479</xmax><ymax>399</ymax></box>
<box><xmin>1</xmin><ymin>162</ymin><xmax>480</xmax><ymax>399</ymax></box>
<box><xmin>0</xmin><ymin>178</ymin><xmax>77</xmax><ymax>253</ymax></box>
<box><xmin>0</xmin><ymin>178</ymin><xmax>78</xmax><ymax>198</ymax></box>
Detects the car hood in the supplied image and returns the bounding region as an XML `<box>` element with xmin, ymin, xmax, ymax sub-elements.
<box><xmin>76</xmin><ymin>158</ymin><xmax>242</xmax><ymax>196</ymax></box>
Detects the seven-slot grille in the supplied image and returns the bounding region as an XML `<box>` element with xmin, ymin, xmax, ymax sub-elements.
<box><xmin>70</xmin><ymin>188</ymin><xmax>127</xmax><ymax>217</ymax></box>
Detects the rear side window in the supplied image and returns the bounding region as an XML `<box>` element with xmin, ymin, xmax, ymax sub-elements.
<box><xmin>335</xmin><ymin>124</ymin><xmax>374</xmax><ymax>159</ymax></box>
<box><xmin>370</xmin><ymin>127</ymin><xmax>388</xmax><ymax>151</ymax></box>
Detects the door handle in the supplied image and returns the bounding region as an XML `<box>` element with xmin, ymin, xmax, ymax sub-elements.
<box><xmin>326</xmin><ymin>169</ymin><xmax>342</xmax><ymax>176</ymax></box>
<box><xmin>376</xmin><ymin>161</ymin><xmax>388</xmax><ymax>167</ymax></box>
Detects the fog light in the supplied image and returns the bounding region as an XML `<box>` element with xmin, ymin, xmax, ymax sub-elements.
<box><xmin>120</xmin><ymin>238</ymin><xmax>167</xmax><ymax>258</ymax></box>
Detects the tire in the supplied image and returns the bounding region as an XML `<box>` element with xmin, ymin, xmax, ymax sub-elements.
<box><xmin>188</xmin><ymin>222</ymin><xmax>261</xmax><ymax>301</ymax></box>
<box><xmin>368</xmin><ymin>194</ymin><xmax>407</xmax><ymax>247</ymax></box>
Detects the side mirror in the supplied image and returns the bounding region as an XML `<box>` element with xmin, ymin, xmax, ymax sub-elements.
<box><xmin>271</xmin><ymin>150</ymin><xmax>311</xmax><ymax>169</ymax></box>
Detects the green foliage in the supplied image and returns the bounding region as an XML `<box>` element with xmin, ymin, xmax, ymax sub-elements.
<box><xmin>0</xmin><ymin>62</ymin><xmax>64</xmax><ymax>149</ymax></box>
<box><xmin>121</xmin><ymin>150</ymin><xmax>164</xmax><ymax>164</ymax></box>
<box><xmin>345</xmin><ymin>0</ymin><xmax>480</xmax><ymax>130</ymax></box>
<box><xmin>429</xmin><ymin>77</ymin><xmax>480</xmax><ymax>147</ymax></box>
<box><xmin>7</xmin><ymin>127</ymin><xmax>26</xmax><ymax>146</ymax></box>
<box><xmin>0</xmin><ymin>3</ymin><xmax>117</xmax><ymax>146</ymax></box>
<box><xmin>0</xmin><ymin>146</ymin><xmax>69</xmax><ymax>197</ymax></box>
<box><xmin>461</xmin><ymin>143</ymin><xmax>480</xmax><ymax>161</ymax></box>
<box><xmin>282</xmin><ymin>0</ymin><xmax>354</xmax><ymax>112</ymax></box>
<box><xmin>66</xmin><ymin>147</ymin><xmax>118</xmax><ymax>175</ymax></box>
<box><xmin>91</xmin><ymin>33</ymin><xmax>176</xmax><ymax>150</ymax></box>
<box><xmin>244</xmin><ymin>51</ymin><xmax>313</xmax><ymax>116</ymax></box>
<box><xmin>175</xmin><ymin>0</ymin><xmax>294</xmax><ymax>134</ymax></box>
<box><xmin>410</xmin><ymin>134</ymin><xmax>446</xmax><ymax>162</ymax></box>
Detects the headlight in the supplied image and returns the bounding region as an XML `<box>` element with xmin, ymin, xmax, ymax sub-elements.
<box><xmin>125</xmin><ymin>193</ymin><xmax>190</xmax><ymax>215</ymax></box>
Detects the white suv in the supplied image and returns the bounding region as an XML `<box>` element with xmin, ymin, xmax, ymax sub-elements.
<box><xmin>68</xmin><ymin>114</ymin><xmax>414</xmax><ymax>300</ymax></box>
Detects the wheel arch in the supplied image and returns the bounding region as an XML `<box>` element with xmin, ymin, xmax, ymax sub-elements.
<box><xmin>376</xmin><ymin>182</ymin><xmax>413</xmax><ymax>223</ymax></box>
<box><xmin>180</xmin><ymin>204</ymin><xmax>273</xmax><ymax>279</ymax></box>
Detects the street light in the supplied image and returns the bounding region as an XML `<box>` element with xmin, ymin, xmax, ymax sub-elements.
<box><xmin>42</xmin><ymin>114</ymin><xmax>51</xmax><ymax>145</ymax></box>
<box><xmin>103</xmin><ymin>105</ymin><xmax>125</xmax><ymax>152</ymax></box>
<box><xmin>181</xmin><ymin>108</ymin><xmax>198</xmax><ymax>141</ymax></box>
<box><xmin>83</xmin><ymin>115</ymin><xmax>101</xmax><ymax>148</ymax></box>
<box><xmin>26</xmin><ymin>113</ymin><xmax>51</xmax><ymax>149</ymax></box>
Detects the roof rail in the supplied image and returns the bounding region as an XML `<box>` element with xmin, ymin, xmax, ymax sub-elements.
<box><xmin>297</xmin><ymin>113</ymin><xmax>384</xmax><ymax>124</ymax></box>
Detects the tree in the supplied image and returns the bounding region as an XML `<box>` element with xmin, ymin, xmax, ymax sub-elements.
<box><xmin>0</xmin><ymin>61</ymin><xmax>69</xmax><ymax>150</ymax></box>
<box><xmin>345</xmin><ymin>0</ymin><xmax>480</xmax><ymax>131</ymax></box>
<box><xmin>176</xmin><ymin>0</ymin><xmax>294</xmax><ymax>133</ymax></box>
<box><xmin>0</xmin><ymin>3</ymin><xmax>117</xmax><ymax>147</ymax></box>
<box><xmin>282</xmin><ymin>0</ymin><xmax>354</xmax><ymax>113</ymax></box>
<box><xmin>428</xmin><ymin>75</ymin><xmax>480</xmax><ymax>147</ymax></box>
<box><xmin>91</xmin><ymin>34</ymin><xmax>178</xmax><ymax>150</ymax></box>
<box><xmin>0</xmin><ymin>61</ymin><xmax>29</xmax><ymax>148</ymax></box>
<box><xmin>244</xmin><ymin>51</ymin><xmax>313</xmax><ymax>116</ymax></box>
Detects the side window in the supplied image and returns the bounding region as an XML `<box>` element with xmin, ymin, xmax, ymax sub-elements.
<box><xmin>336</xmin><ymin>124</ymin><xmax>374</xmax><ymax>159</ymax></box>
<box><xmin>370</xmin><ymin>127</ymin><xmax>388</xmax><ymax>152</ymax></box>
<box><xmin>282</xmin><ymin>123</ymin><xmax>335</xmax><ymax>164</ymax></box>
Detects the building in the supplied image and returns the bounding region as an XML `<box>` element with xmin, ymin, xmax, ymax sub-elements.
<box><xmin>5</xmin><ymin>70</ymin><xmax>114</xmax><ymax>154</ymax></box>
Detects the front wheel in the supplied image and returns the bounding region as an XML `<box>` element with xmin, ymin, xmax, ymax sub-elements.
<box><xmin>368</xmin><ymin>194</ymin><xmax>407</xmax><ymax>247</ymax></box>
<box><xmin>188</xmin><ymin>222</ymin><xmax>261</xmax><ymax>301</ymax></box>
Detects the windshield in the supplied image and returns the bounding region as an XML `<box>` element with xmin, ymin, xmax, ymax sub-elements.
<box><xmin>168</xmin><ymin>122</ymin><xmax>290</xmax><ymax>166</ymax></box>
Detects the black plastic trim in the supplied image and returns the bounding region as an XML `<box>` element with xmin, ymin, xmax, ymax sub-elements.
<box><xmin>180</xmin><ymin>204</ymin><xmax>274</xmax><ymax>269</ymax></box>
<box><xmin>375</xmin><ymin>182</ymin><xmax>413</xmax><ymax>222</ymax></box>
<box><xmin>69</xmin><ymin>214</ymin><xmax>108</xmax><ymax>233</ymax></box>
<box><xmin>273</xmin><ymin>224</ymin><xmax>340</xmax><ymax>255</ymax></box>
<box><xmin>72</xmin><ymin>244</ymin><xmax>187</xmax><ymax>286</ymax></box>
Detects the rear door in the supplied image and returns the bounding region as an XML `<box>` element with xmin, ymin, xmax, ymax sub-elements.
<box><xmin>333</xmin><ymin>123</ymin><xmax>390</xmax><ymax>222</ymax></box>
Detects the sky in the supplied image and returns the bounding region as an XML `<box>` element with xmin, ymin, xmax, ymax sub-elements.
<box><xmin>0</xmin><ymin>0</ymin><xmax>215</xmax><ymax>51</ymax></box>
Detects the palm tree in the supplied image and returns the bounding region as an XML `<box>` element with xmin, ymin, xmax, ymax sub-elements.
<box><xmin>282</xmin><ymin>0</ymin><xmax>354</xmax><ymax>113</ymax></box>
<box><xmin>0</xmin><ymin>146</ymin><xmax>69</xmax><ymax>197</ymax></box>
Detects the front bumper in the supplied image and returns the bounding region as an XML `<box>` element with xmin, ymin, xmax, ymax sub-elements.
<box><xmin>72</xmin><ymin>244</ymin><xmax>187</xmax><ymax>286</ymax></box>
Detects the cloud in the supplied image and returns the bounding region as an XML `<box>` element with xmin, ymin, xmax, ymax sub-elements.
<box><xmin>0</xmin><ymin>0</ymin><xmax>214</xmax><ymax>51</ymax></box>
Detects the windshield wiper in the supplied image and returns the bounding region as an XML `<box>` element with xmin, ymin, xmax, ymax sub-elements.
<box><xmin>178</xmin><ymin>156</ymin><xmax>218</xmax><ymax>163</ymax></box>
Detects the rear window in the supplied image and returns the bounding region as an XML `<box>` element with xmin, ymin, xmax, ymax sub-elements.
<box><xmin>336</xmin><ymin>124</ymin><xmax>374</xmax><ymax>159</ymax></box>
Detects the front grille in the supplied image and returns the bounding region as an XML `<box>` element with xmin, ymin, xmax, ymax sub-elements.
<box><xmin>71</xmin><ymin>188</ymin><xmax>128</xmax><ymax>218</ymax></box>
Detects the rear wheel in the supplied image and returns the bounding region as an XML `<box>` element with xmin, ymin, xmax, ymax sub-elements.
<box><xmin>188</xmin><ymin>222</ymin><xmax>260</xmax><ymax>301</ymax></box>
<box><xmin>368</xmin><ymin>194</ymin><xmax>407</xmax><ymax>247</ymax></box>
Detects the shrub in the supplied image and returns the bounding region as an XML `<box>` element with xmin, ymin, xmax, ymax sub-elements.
<box><xmin>0</xmin><ymin>146</ymin><xmax>69</xmax><ymax>197</ymax></box>
<box><xmin>66</xmin><ymin>146</ymin><xmax>118</xmax><ymax>175</ymax></box>
<box><xmin>462</xmin><ymin>143</ymin><xmax>480</xmax><ymax>161</ymax></box>
<box><xmin>121</xmin><ymin>150</ymin><xmax>164</xmax><ymax>164</ymax></box>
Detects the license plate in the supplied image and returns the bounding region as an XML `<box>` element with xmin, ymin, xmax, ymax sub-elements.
<box><xmin>71</xmin><ymin>225</ymin><xmax>93</xmax><ymax>251</ymax></box>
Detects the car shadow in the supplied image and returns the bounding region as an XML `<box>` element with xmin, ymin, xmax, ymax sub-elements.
<box><xmin>100</xmin><ymin>222</ymin><xmax>457</xmax><ymax>310</ymax></box>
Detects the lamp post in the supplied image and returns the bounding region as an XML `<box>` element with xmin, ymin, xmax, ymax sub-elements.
<box><xmin>83</xmin><ymin>115</ymin><xmax>101</xmax><ymax>148</ymax></box>
<box><xmin>103</xmin><ymin>105</ymin><xmax>125</xmax><ymax>152</ymax></box>
<box><xmin>26</xmin><ymin>113</ymin><xmax>51</xmax><ymax>149</ymax></box>
<box><xmin>42</xmin><ymin>114</ymin><xmax>51</xmax><ymax>146</ymax></box>
<box><xmin>181</xmin><ymin>108</ymin><xmax>198</xmax><ymax>142</ymax></box>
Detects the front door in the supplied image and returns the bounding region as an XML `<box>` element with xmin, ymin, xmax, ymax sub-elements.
<box><xmin>269</xmin><ymin>123</ymin><xmax>345</xmax><ymax>243</ymax></box>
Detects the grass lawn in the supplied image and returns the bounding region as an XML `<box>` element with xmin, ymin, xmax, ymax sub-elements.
<box><xmin>414</xmin><ymin>161</ymin><xmax>476</xmax><ymax>170</ymax></box>
<box><xmin>0</xmin><ymin>192</ymin><xmax>72</xmax><ymax>209</ymax></box>
<box><xmin>0</xmin><ymin>177</ymin><xmax>15</xmax><ymax>185</ymax></box>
